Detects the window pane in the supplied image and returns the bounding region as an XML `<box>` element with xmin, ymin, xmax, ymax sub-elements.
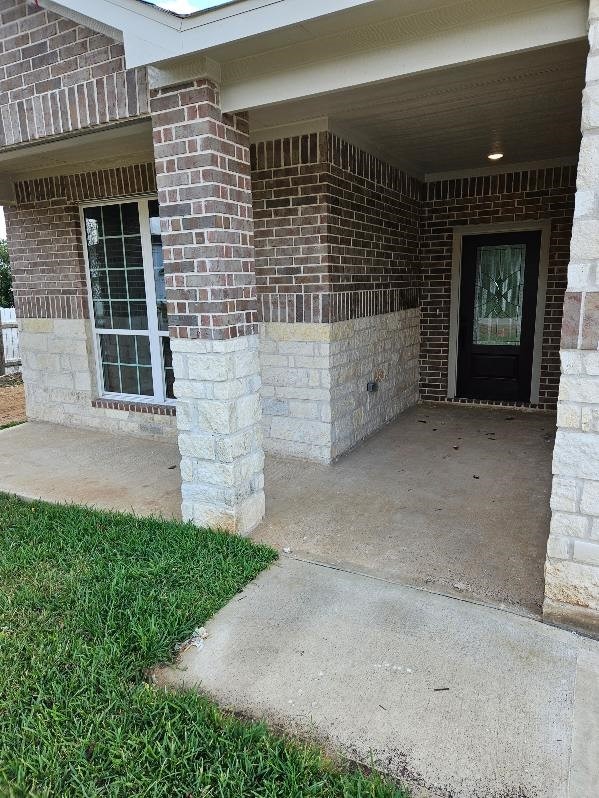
<box><xmin>121</xmin><ymin>202</ymin><xmax>141</xmax><ymax>235</ymax></box>
<box><xmin>473</xmin><ymin>245</ymin><xmax>525</xmax><ymax>346</ymax></box>
<box><xmin>99</xmin><ymin>334</ymin><xmax>153</xmax><ymax>397</ymax></box>
<box><xmin>84</xmin><ymin>204</ymin><xmax>147</xmax><ymax>331</ymax></box>
<box><xmin>149</xmin><ymin>200</ymin><xmax>168</xmax><ymax>332</ymax></box>
<box><xmin>101</xmin><ymin>204</ymin><xmax>122</xmax><ymax>237</ymax></box>
<box><xmin>108</xmin><ymin>268</ymin><xmax>127</xmax><ymax>300</ymax></box>
<box><xmin>161</xmin><ymin>336</ymin><xmax>175</xmax><ymax>400</ymax></box>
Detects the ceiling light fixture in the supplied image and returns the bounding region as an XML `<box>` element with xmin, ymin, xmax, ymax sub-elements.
<box><xmin>487</xmin><ymin>151</ymin><xmax>504</xmax><ymax>161</ymax></box>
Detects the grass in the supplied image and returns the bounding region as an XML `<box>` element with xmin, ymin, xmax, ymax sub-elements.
<box><xmin>0</xmin><ymin>420</ymin><xmax>24</xmax><ymax>431</ymax></box>
<box><xmin>0</xmin><ymin>494</ymin><xmax>407</xmax><ymax>798</ymax></box>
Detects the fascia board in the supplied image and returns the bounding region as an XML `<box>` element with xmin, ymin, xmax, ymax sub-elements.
<box><xmin>40</xmin><ymin>0</ymin><xmax>382</xmax><ymax>67</ymax></box>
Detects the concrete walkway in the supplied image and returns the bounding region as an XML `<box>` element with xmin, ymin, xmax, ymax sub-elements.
<box><xmin>157</xmin><ymin>557</ymin><xmax>599</xmax><ymax>798</ymax></box>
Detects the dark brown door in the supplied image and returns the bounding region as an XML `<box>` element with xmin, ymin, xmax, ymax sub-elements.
<box><xmin>456</xmin><ymin>231</ymin><xmax>541</xmax><ymax>402</ymax></box>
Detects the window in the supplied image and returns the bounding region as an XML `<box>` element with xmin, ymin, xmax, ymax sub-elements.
<box><xmin>82</xmin><ymin>198</ymin><xmax>174</xmax><ymax>404</ymax></box>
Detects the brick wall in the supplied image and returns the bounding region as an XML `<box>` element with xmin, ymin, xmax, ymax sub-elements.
<box><xmin>0</xmin><ymin>0</ymin><xmax>148</xmax><ymax>147</ymax></box>
<box><xmin>251</xmin><ymin>131</ymin><xmax>421</xmax><ymax>324</ymax></box>
<box><xmin>150</xmin><ymin>79</ymin><xmax>258</xmax><ymax>341</ymax></box>
<box><xmin>5</xmin><ymin>163</ymin><xmax>156</xmax><ymax>320</ymax></box>
<box><xmin>421</xmin><ymin>166</ymin><xmax>576</xmax><ymax>408</ymax></box>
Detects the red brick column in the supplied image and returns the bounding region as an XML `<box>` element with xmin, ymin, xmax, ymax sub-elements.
<box><xmin>150</xmin><ymin>78</ymin><xmax>265</xmax><ymax>533</ymax></box>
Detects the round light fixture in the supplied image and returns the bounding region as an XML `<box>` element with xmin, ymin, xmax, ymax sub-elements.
<box><xmin>487</xmin><ymin>152</ymin><xmax>504</xmax><ymax>161</ymax></box>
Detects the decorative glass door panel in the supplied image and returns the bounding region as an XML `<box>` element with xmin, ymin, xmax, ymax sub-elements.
<box><xmin>473</xmin><ymin>245</ymin><xmax>525</xmax><ymax>346</ymax></box>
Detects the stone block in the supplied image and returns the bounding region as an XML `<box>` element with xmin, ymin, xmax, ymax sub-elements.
<box><xmin>550</xmin><ymin>511</ymin><xmax>589</xmax><ymax>539</ymax></box>
<box><xmin>215</xmin><ymin>428</ymin><xmax>257</xmax><ymax>463</ymax></box>
<box><xmin>21</xmin><ymin>318</ymin><xmax>54</xmax><ymax>333</ymax></box>
<box><xmin>235</xmin><ymin>393</ymin><xmax>262</xmax><ymax>430</ymax></box>
<box><xmin>581</xmin><ymin>480</ymin><xmax>599</xmax><ymax>516</ymax></box>
<box><xmin>187</xmin><ymin>352</ymin><xmax>232</xmax><ymax>382</ymax></box>
<box><xmin>559</xmin><ymin>375</ymin><xmax>599</xmax><ymax>405</ymax></box>
<box><xmin>560</xmin><ymin>350</ymin><xmax>583</xmax><ymax>375</ymax></box>
<box><xmin>545</xmin><ymin>559</ymin><xmax>599</xmax><ymax>611</ymax></box>
<box><xmin>546</xmin><ymin>535</ymin><xmax>572</xmax><ymax>560</ymax></box>
<box><xmin>583</xmin><ymin>351</ymin><xmax>599</xmax><ymax>375</ymax></box>
<box><xmin>570</xmin><ymin>261</ymin><xmax>599</xmax><ymax>292</ymax></box>
<box><xmin>262</xmin><ymin>398</ymin><xmax>289</xmax><ymax>416</ymax></box>
<box><xmin>553</xmin><ymin>429</ymin><xmax>599</xmax><ymax>480</ymax></box>
<box><xmin>574</xmin><ymin>539</ymin><xmax>599</xmax><ymax>566</ymax></box>
<box><xmin>270</xmin><ymin>416</ymin><xmax>330</xmax><ymax>445</ymax></box>
<box><xmin>551</xmin><ymin>476</ymin><xmax>580</xmax><ymax>513</ymax></box>
<box><xmin>177</xmin><ymin>431</ymin><xmax>216</xmax><ymax>460</ymax></box>
<box><xmin>556</xmin><ymin>402</ymin><xmax>581</xmax><ymax>429</ymax></box>
<box><xmin>288</xmin><ymin>399</ymin><xmax>321</xmax><ymax>419</ymax></box>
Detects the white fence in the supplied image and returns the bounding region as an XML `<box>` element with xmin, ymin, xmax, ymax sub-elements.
<box><xmin>0</xmin><ymin>307</ymin><xmax>20</xmax><ymax>371</ymax></box>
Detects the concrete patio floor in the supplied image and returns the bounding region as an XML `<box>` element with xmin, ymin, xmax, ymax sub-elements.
<box><xmin>257</xmin><ymin>403</ymin><xmax>555</xmax><ymax>616</ymax></box>
<box><xmin>0</xmin><ymin>403</ymin><xmax>554</xmax><ymax>615</ymax></box>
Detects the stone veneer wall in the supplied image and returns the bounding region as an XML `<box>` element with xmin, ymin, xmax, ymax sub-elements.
<box><xmin>544</xmin><ymin>0</ymin><xmax>599</xmax><ymax>632</ymax></box>
<box><xmin>421</xmin><ymin>167</ymin><xmax>576</xmax><ymax>408</ymax></box>
<box><xmin>260</xmin><ymin>309</ymin><xmax>419</xmax><ymax>462</ymax></box>
<box><xmin>330</xmin><ymin>308</ymin><xmax>420</xmax><ymax>458</ymax></box>
<box><xmin>20</xmin><ymin>318</ymin><xmax>175</xmax><ymax>438</ymax></box>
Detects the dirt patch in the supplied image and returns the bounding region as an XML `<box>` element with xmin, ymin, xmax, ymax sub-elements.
<box><xmin>0</xmin><ymin>373</ymin><xmax>25</xmax><ymax>426</ymax></box>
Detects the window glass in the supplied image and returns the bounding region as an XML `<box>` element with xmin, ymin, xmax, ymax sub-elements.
<box><xmin>162</xmin><ymin>337</ymin><xmax>175</xmax><ymax>400</ymax></box>
<box><xmin>84</xmin><ymin>203</ymin><xmax>147</xmax><ymax>331</ymax></box>
<box><xmin>99</xmin><ymin>334</ymin><xmax>153</xmax><ymax>397</ymax></box>
<box><xmin>473</xmin><ymin>244</ymin><xmax>526</xmax><ymax>346</ymax></box>
<box><xmin>83</xmin><ymin>200</ymin><xmax>172</xmax><ymax>403</ymax></box>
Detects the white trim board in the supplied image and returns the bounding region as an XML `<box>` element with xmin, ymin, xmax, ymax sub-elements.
<box><xmin>447</xmin><ymin>220</ymin><xmax>551</xmax><ymax>405</ymax></box>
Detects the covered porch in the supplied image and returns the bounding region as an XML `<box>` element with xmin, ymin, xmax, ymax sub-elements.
<box><xmin>1</xmin><ymin>0</ymin><xmax>596</xmax><ymax>633</ymax></box>
<box><xmin>0</xmin><ymin>401</ymin><xmax>554</xmax><ymax>615</ymax></box>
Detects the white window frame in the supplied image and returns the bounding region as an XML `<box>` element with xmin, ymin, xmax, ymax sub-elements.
<box><xmin>80</xmin><ymin>196</ymin><xmax>175</xmax><ymax>406</ymax></box>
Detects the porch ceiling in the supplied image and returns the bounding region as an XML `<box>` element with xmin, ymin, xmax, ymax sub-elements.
<box><xmin>0</xmin><ymin>120</ymin><xmax>154</xmax><ymax>194</ymax></box>
<box><xmin>249</xmin><ymin>40</ymin><xmax>587</xmax><ymax>177</ymax></box>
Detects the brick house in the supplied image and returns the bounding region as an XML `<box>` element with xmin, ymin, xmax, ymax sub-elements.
<box><xmin>0</xmin><ymin>0</ymin><xmax>598</xmax><ymax>632</ymax></box>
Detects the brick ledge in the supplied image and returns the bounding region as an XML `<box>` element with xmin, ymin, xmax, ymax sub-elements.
<box><xmin>423</xmin><ymin>397</ymin><xmax>554</xmax><ymax>412</ymax></box>
<box><xmin>91</xmin><ymin>398</ymin><xmax>176</xmax><ymax>416</ymax></box>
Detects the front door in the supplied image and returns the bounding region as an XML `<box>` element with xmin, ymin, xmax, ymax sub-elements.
<box><xmin>456</xmin><ymin>231</ymin><xmax>541</xmax><ymax>402</ymax></box>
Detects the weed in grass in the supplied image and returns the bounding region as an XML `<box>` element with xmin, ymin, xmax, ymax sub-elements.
<box><xmin>0</xmin><ymin>495</ymin><xmax>408</xmax><ymax>798</ymax></box>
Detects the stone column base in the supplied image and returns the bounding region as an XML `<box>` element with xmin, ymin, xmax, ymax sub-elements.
<box><xmin>543</xmin><ymin>598</ymin><xmax>599</xmax><ymax>636</ymax></box>
<box><xmin>173</xmin><ymin>334</ymin><xmax>265</xmax><ymax>536</ymax></box>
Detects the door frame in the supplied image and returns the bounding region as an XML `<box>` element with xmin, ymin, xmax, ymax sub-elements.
<box><xmin>447</xmin><ymin>220</ymin><xmax>551</xmax><ymax>404</ymax></box>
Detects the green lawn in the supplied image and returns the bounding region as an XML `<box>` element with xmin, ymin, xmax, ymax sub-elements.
<box><xmin>0</xmin><ymin>494</ymin><xmax>407</xmax><ymax>797</ymax></box>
